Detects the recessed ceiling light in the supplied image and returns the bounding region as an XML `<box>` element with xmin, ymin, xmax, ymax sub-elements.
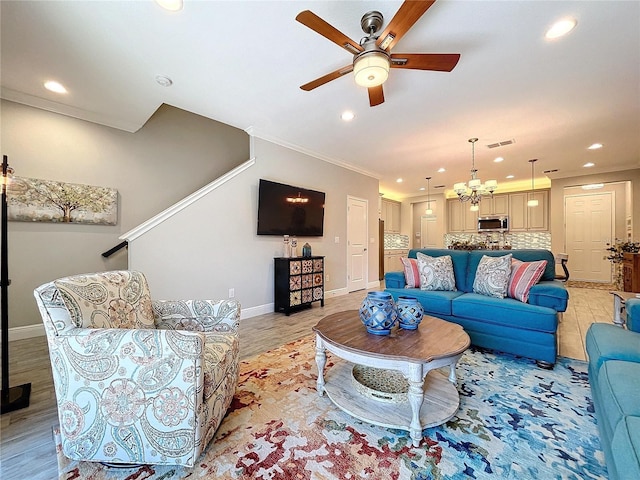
<box><xmin>44</xmin><ymin>80</ymin><xmax>67</xmax><ymax>94</ymax></box>
<box><xmin>155</xmin><ymin>75</ymin><xmax>173</xmax><ymax>87</ymax></box>
<box><xmin>419</xmin><ymin>187</ymin><xmax>426</xmax><ymax>191</ymax></box>
<box><xmin>506</xmin><ymin>175</ymin><xmax>514</xmax><ymax>179</ymax></box>
<box><xmin>396</xmin><ymin>178</ymin><xmax>403</xmax><ymax>183</ymax></box>
<box><xmin>583</xmin><ymin>162</ymin><xmax>595</xmax><ymax>168</ymax></box>
<box><xmin>437</xmin><ymin>167</ymin><xmax>446</xmax><ymax>173</ymax></box>
<box><xmin>341</xmin><ymin>111</ymin><xmax>355</xmax><ymax>121</ymax></box>
<box><xmin>155</xmin><ymin>0</ymin><xmax>183</xmax><ymax>11</ymax></box>
<box><xmin>545</xmin><ymin>18</ymin><xmax>577</xmax><ymax>39</ymax></box>
<box><xmin>588</xmin><ymin>143</ymin><xmax>603</xmax><ymax>150</ymax></box>
<box><xmin>494</xmin><ymin>157</ymin><xmax>504</xmax><ymax>163</ymax></box>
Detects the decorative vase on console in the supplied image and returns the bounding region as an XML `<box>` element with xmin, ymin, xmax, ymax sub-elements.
<box><xmin>396</xmin><ymin>296</ymin><xmax>424</xmax><ymax>330</ymax></box>
<box><xmin>359</xmin><ymin>291</ymin><xmax>397</xmax><ymax>335</ymax></box>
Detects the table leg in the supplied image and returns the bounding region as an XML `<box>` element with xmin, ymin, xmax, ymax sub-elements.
<box><xmin>407</xmin><ymin>363</ymin><xmax>424</xmax><ymax>447</ymax></box>
<box><xmin>448</xmin><ymin>362</ymin><xmax>457</xmax><ymax>384</ymax></box>
<box><xmin>315</xmin><ymin>336</ymin><xmax>326</xmax><ymax>396</ymax></box>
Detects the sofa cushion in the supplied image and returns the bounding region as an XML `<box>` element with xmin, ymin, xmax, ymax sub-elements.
<box><xmin>473</xmin><ymin>254</ymin><xmax>512</xmax><ymax>298</ymax></box>
<box><xmin>452</xmin><ymin>293</ymin><xmax>558</xmax><ymax>332</ymax></box>
<box><xmin>508</xmin><ymin>259</ymin><xmax>547</xmax><ymax>303</ymax></box>
<box><xmin>595</xmin><ymin>360</ymin><xmax>640</xmax><ymax>445</ymax></box>
<box><xmin>385</xmin><ymin>288</ymin><xmax>463</xmax><ymax>317</ymax></box>
<box><xmin>610</xmin><ymin>415</ymin><xmax>640</xmax><ymax>480</ymax></box>
<box><xmin>416</xmin><ymin>252</ymin><xmax>456</xmax><ymax>292</ymax></box>
<box><xmin>400</xmin><ymin>257</ymin><xmax>420</xmax><ymax>288</ymax></box>
<box><xmin>527</xmin><ymin>281</ymin><xmax>569</xmax><ymax>311</ymax></box>
<box><xmin>586</xmin><ymin>323</ymin><xmax>640</xmax><ymax>375</ymax></box>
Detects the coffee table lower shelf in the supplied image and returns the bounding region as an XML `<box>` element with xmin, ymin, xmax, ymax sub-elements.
<box><xmin>322</xmin><ymin>360</ymin><xmax>460</xmax><ymax>435</ymax></box>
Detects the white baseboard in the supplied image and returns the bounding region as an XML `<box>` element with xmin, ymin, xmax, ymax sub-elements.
<box><xmin>9</xmin><ymin>324</ymin><xmax>45</xmax><ymax>341</ymax></box>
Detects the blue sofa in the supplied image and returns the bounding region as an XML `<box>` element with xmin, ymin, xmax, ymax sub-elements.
<box><xmin>586</xmin><ymin>298</ymin><xmax>640</xmax><ymax>479</ymax></box>
<box><xmin>384</xmin><ymin>248</ymin><xmax>569</xmax><ymax>367</ymax></box>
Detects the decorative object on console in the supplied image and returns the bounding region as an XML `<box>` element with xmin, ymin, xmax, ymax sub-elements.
<box><xmin>473</xmin><ymin>254</ymin><xmax>513</xmax><ymax>298</ymax></box>
<box><xmin>416</xmin><ymin>252</ymin><xmax>457</xmax><ymax>291</ymax></box>
<box><xmin>358</xmin><ymin>291</ymin><xmax>397</xmax><ymax>335</ymax></box>
<box><xmin>302</xmin><ymin>242</ymin><xmax>312</xmax><ymax>257</ymax></box>
<box><xmin>527</xmin><ymin>158</ymin><xmax>539</xmax><ymax>207</ymax></box>
<box><xmin>1</xmin><ymin>155</ymin><xmax>31</xmax><ymax>414</ymax></box>
<box><xmin>290</xmin><ymin>236</ymin><xmax>298</xmax><ymax>257</ymax></box>
<box><xmin>283</xmin><ymin>235</ymin><xmax>290</xmax><ymax>258</ymax></box>
<box><xmin>453</xmin><ymin>138</ymin><xmax>497</xmax><ymax>212</ymax></box>
<box><xmin>396</xmin><ymin>295</ymin><xmax>424</xmax><ymax>330</ymax></box>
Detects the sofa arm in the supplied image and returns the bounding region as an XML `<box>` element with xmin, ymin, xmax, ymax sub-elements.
<box><xmin>384</xmin><ymin>271</ymin><xmax>406</xmax><ymax>289</ymax></box>
<box><xmin>627</xmin><ymin>298</ymin><xmax>640</xmax><ymax>332</ymax></box>
<box><xmin>153</xmin><ymin>299</ymin><xmax>240</xmax><ymax>333</ymax></box>
<box><xmin>528</xmin><ymin>281</ymin><xmax>569</xmax><ymax>312</ymax></box>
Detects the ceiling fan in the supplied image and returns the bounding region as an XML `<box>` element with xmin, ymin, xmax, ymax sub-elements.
<box><xmin>296</xmin><ymin>0</ymin><xmax>460</xmax><ymax>107</ymax></box>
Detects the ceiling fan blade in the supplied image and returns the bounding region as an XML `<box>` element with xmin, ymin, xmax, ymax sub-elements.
<box><xmin>390</xmin><ymin>53</ymin><xmax>460</xmax><ymax>71</ymax></box>
<box><xmin>368</xmin><ymin>85</ymin><xmax>385</xmax><ymax>107</ymax></box>
<box><xmin>300</xmin><ymin>65</ymin><xmax>354</xmax><ymax>91</ymax></box>
<box><xmin>376</xmin><ymin>1</ymin><xmax>436</xmax><ymax>51</ymax></box>
<box><xmin>296</xmin><ymin>10</ymin><xmax>363</xmax><ymax>54</ymax></box>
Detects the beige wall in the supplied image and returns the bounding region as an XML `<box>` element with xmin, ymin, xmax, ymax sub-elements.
<box><xmin>127</xmin><ymin>137</ymin><xmax>381</xmax><ymax>316</ymax></box>
<box><xmin>550</xmin><ymin>169</ymin><xmax>640</xmax><ymax>256</ymax></box>
<box><xmin>1</xmin><ymin>100</ymin><xmax>249</xmax><ymax>333</ymax></box>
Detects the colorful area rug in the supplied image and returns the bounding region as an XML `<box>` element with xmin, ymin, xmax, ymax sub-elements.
<box><xmin>56</xmin><ymin>336</ymin><xmax>607</xmax><ymax>479</ymax></box>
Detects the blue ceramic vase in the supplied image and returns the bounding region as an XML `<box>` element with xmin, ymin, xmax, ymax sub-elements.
<box><xmin>396</xmin><ymin>296</ymin><xmax>424</xmax><ymax>330</ymax></box>
<box><xmin>359</xmin><ymin>291</ymin><xmax>397</xmax><ymax>335</ymax></box>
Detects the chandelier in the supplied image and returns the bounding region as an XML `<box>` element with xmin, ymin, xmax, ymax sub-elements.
<box><xmin>453</xmin><ymin>138</ymin><xmax>497</xmax><ymax>212</ymax></box>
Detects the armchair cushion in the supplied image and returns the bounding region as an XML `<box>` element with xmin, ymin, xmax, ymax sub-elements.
<box><xmin>54</xmin><ymin>271</ymin><xmax>155</xmax><ymax>330</ymax></box>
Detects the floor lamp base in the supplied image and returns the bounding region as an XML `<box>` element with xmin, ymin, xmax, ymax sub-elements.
<box><xmin>1</xmin><ymin>383</ymin><xmax>31</xmax><ymax>414</ymax></box>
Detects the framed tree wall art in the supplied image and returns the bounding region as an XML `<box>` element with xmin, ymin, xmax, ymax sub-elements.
<box><xmin>7</xmin><ymin>177</ymin><xmax>118</xmax><ymax>225</ymax></box>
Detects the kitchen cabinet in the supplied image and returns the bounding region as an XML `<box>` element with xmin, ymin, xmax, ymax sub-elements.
<box><xmin>381</xmin><ymin>199</ymin><xmax>401</xmax><ymax>233</ymax></box>
<box><xmin>509</xmin><ymin>190</ymin><xmax>549</xmax><ymax>231</ymax></box>
<box><xmin>479</xmin><ymin>194</ymin><xmax>509</xmax><ymax>217</ymax></box>
<box><xmin>447</xmin><ymin>200</ymin><xmax>478</xmax><ymax>233</ymax></box>
<box><xmin>383</xmin><ymin>249</ymin><xmax>408</xmax><ymax>273</ymax></box>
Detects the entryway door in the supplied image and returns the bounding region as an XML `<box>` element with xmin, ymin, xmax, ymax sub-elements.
<box><xmin>347</xmin><ymin>196</ymin><xmax>368</xmax><ymax>292</ymax></box>
<box><xmin>565</xmin><ymin>192</ymin><xmax>614</xmax><ymax>282</ymax></box>
<box><xmin>420</xmin><ymin>216</ymin><xmax>438</xmax><ymax>248</ymax></box>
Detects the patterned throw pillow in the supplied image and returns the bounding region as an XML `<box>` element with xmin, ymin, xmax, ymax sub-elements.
<box><xmin>416</xmin><ymin>252</ymin><xmax>457</xmax><ymax>291</ymax></box>
<box><xmin>473</xmin><ymin>254</ymin><xmax>513</xmax><ymax>298</ymax></box>
<box><xmin>508</xmin><ymin>259</ymin><xmax>548</xmax><ymax>303</ymax></box>
<box><xmin>400</xmin><ymin>257</ymin><xmax>420</xmax><ymax>288</ymax></box>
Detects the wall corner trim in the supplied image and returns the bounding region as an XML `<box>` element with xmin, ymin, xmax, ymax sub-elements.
<box><xmin>120</xmin><ymin>157</ymin><xmax>255</xmax><ymax>242</ymax></box>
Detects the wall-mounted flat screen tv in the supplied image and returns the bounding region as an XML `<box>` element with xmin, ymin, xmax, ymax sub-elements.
<box><xmin>257</xmin><ymin>179</ymin><xmax>325</xmax><ymax>236</ymax></box>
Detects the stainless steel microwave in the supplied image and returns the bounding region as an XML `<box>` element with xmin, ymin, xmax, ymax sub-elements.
<box><xmin>478</xmin><ymin>216</ymin><xmax>509</xmax><ymax>232</ymax></box>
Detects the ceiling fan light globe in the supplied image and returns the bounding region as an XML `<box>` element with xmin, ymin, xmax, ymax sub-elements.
<box><xmin>353</xmin><ymin>52</ymin><xmax>390</xmax><ymax>88</ymax></box>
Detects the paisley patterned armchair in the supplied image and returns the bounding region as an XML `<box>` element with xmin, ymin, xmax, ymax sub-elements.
<box><xmin>34</xmin><ymin>270</ymin><xmax>240</xmax><ymax>467</ymax></box>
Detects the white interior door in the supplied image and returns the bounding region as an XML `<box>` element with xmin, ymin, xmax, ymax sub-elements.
<box><xmin>420</xmin><ymin>216</ymin><xmax>438</xmax><ymax>248</ymax></box>
<box><xmin>565</xmin><ymin>192</ymin><xmax>614</xmax><ymax>282</ymax></box>
<box><xmin>347</xmin><ymin>196</ymin><xmax>368</xmax><ymax>292</ymax></box>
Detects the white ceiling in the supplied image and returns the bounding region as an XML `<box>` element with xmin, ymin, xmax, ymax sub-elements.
<box><xmin>2</xmin><ymin>1</ymin><xmax>639</xmax><ymax>199</ymax></box>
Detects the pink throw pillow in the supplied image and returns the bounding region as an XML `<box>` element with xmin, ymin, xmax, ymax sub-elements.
<box><xmin>508</xmin><ymin>259</ymin><xmax>547</xmax><ymax>303</ymax></box>
<box><xmin>400</xmin><ymin>257</ymin><xmax>420</xmax><ymax>288</ymax></box>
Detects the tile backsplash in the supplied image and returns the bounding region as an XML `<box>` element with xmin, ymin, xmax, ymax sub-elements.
<box><xmin>443</xmin><ymin>232</ymin><xmax>552</xmax><ymax>250</ymax></box>
<box><xmin>384</xmin><ymin>233</ymin><xmax>410</xmax><ymax>249</ymax></box>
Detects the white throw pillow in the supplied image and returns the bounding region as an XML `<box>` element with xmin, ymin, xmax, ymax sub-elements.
<box><xmin>473</xmin><ymin>254</ymin><xmax>512</xmax><ymax>298</ymax></box>
<box><xmin>416</xmin><ymin>252</ymin><xmax>457</xmax><ymax>291</ymax></box>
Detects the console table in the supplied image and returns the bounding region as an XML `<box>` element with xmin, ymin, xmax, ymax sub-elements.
<box><xmin>274</xmin><ymin>256</ymin><xmax>324</xmax><ymax>315</ymax></box>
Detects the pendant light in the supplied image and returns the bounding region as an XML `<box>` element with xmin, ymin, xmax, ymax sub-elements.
<box><xmin>425</xmin><ymin>177</ymin><xmax>433</xmax><ymax>215</ymax></box>
<box><xmin>527</xmin><ymin>159</ymin><xmax>539</xmax><ymax>207</ymax></box>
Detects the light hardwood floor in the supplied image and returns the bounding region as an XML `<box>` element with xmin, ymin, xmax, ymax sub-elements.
<box><xmin>0</xmin><ymin>286</ymin><xmax>615</xmax><ymax>479</ymax></box>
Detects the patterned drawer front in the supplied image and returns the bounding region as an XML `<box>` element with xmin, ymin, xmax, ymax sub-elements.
<box><xmin>313</xmin><ymin>273</ymin><xmax>323</xmax><ymax>286</ymax></box>
<box><xmin>313</xmin><ymin>259</ymin><xmax>323</xmax><ymax>272</ymax></box>
<box><xmin>290</xmin><ymin>291</ymin><xmax>301</xmax><ymax>306</ymax></box>
<box><xmin>313</xmin><ymin>287</ymin><xmax>323</xmax><ymax>301</ymax></box>
<box><xmin>289</xmin><ymin>261</ymin><xmax>301</xmax><ymax>275</ymax></box>
<box><xmin>302</xmin><ymin>289</ymin><xmax>313</xmax><ymax>303</ymax></box>
<box><xmin>289</xmin><ymin>276</ymin><xmax>301</xmax><ymax>291</ymax></box>
<box><xmin>302</xmin><ymin>274</ymin><xmax>313</xmax><ymax>289</ymax></box>
<box><xmin>302</xmin><ymin>260</ymin><xmax>313</xmax><ymax>274</ymax></box>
